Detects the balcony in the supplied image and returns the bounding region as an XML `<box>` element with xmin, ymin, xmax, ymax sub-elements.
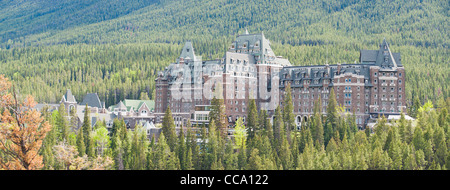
<box><xmin>381</xmin><ymin>97</ymin><xmax>388</xmax><ymax>101</ymax></box>
<box><xmin>390</xmin><ymin>83</ymin><xmax>396</xmax><ymax>87</ymax></box>
<box><xmin>389</xmin><ymin>98</ymin><xmax>396</xmax><ymax>101</ymax></box>
<box><xmin>381</xmin><ymin>83</ymin><xmax>388</xmax><ymax>86</ymax></box>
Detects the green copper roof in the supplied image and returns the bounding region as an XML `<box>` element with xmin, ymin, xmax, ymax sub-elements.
<box><xmin>109</xmin><ymin>99</ymin><xmax>155</xmax><ymax>112</ymax></box>
<box><xmin>124</xmin><ymin>99</ymin><xmax>155</xmax><ymax>112</ymax></box>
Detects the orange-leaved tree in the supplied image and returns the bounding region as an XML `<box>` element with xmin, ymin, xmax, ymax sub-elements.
<box><xmin>0</xmin><ymin>75</ymin><xmax>52</xmax><ymax>170</ymax></box>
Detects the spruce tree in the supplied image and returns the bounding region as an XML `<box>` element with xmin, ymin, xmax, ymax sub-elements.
<box><xmin>247</xmin><ymin>98</ymin><xmax>258</xmax><ymax>140</ymax></box>
<box><xmin>246</xmin><ymin>148</ymin><xmax>263</xmax><ymax>170</ymax></box>
<box><xmin>273</xmin><ymin>106</ymin><xmax>285</xmax><ymax>150</ymax></box>
<box><xmin>162</xmin><ymin>106</ymin><xmax>177</xmax><ymax>152</ymax></box>
<box><xmin>57</xmin><ymin>103</ymin><xmax>69</xmax><ymax>141</ymax></box>
<box><xmin>312</xmin><ymin>98</ymin><xmax>324</xmax><ymax>146</ymax></box>
<box><xmin>76</xmin><ymin>126</ymin><xmax>86</xmax><ymax>157</ymax></box>
<box><xmin>82</xmin><ymin>104</ymin><xmax>91</xmax><ymax>156</ymax></box>
<box><xmin>209</xmin><ymin>97</ymin><xmax>227</xmax><ymax>138</ymax></box>
<box><xmin>326</xmin><ymin>88</ymin><xmax>338</xmax><ymax>136</ymax></box>
<box><xmin>282</xmin><ymin>83</ymin><xmax>296</xmax><ymax>133</ymax></box>
<box><xmin>177</xmin><ymin>125</ymin><xmax>186</xmax><ymax>170</ymax></box>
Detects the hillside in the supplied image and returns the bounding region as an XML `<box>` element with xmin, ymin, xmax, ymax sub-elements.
<box><xmin>0</xmin><ymin>0</ymin><xmax>448</xmax><ymax>107</ymax></box>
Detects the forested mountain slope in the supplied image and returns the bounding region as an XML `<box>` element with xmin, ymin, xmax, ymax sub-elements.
<box><xmin>0</xmin><ymin>0</ymin><xmax>448</xmax><ymax>108</ymax></box>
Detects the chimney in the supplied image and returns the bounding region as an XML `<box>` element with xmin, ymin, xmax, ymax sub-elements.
<box><xmin>337</xmin><ymin>63</ymin><xmax>341</xmax><ymax>74</ymax></box>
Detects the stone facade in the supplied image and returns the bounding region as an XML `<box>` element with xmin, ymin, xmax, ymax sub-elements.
<box><xmin>155</xmin><ymin>32</ymin><xmax>406</xmax><ymax>129</ymax></box>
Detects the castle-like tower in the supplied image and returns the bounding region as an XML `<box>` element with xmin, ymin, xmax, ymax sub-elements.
<box><xmin>155</xmin><ymin>32</ymin><xmax>406</xmax><ymax>129</ymax></box>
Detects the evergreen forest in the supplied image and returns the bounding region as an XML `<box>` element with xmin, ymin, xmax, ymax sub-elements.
<box><xmin>0</xmin><ymin>0</ymin><xmax>448</xmax><ymax>170</ymax></box>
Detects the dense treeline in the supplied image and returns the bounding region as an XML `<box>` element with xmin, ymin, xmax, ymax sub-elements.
<box><xmin>0</xmin><ymin>0</ymin><xmax>448</xmax><ymax>170</ymax></box>
<box><xmin>0</xmin><ymin>41</ymin><xmax>447</xmax><ymax>108</ymax></box>
<box><xmin>1</xmin><ymin>75</ymin><xmax>448</xmax><ymax>170</ymax></box>
<box><xmin>33</xmin><ymin>85</ymin><xmax>450</xmax><ymax>170</ymax></box>
<box><xmin>0</xmin><ymin>0</ymin><xmax>448</xmax><ymax>107</ymax></box>
<box><xmin>1</xmin><ymin>0</ymin><xmax>448</xmax><ymax>49</ymax></box>
<box><xmin>0</xmin><ymin>43</ymin><xmax>181</xmax><ymax>107</ymax></box>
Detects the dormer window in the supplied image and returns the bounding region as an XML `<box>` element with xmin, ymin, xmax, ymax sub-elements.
<box><xmin>255</xmin><ymin>43</ymin><xmax>259</xmax><ymax>47</ymax></box>
<box><xmin>141</xmin><ymin>110</ymin><xmax>147</xmax><ymax>115</ymax></box>
<box><xmin>231</xmin><ymin>45</ymin><xmax>235</xmax><ymax>49</ymax></box>
<box><xmin>187</xmin><ymin>48</ymin><xmax>190</xmax><ymax>52</ymax></box>
<box><xmin>243</xmin><ymin>44</ymin><xmax>247</xmax><ymax>48</ymax></box>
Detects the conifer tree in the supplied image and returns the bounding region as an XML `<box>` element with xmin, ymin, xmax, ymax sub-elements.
<box><xmin>129</xmin><ymin>125</ymin><xmax>148</xmax><ymax>170</ymax></box>
<box><xmin>57</xmin><ymin>103</ymin><xmax>69</xmax><ymax>141</ymax></box>
<box><xmin>283</xmin><ymin>83</ymin><xmax>296</xmax><ymax>133</ymax></box>
<box><xmin>312</xmin><ymin>99</ymin><xmax>324</xmax><ymax>146</ymax></box>
<box><xmin>247</xmin><ymin>98</ymin><xmax>258</xmax><ymax>140</ymax></box>
<box><xmin>434</xmin><ymin>128</ymin><xmax>447</xmax><ymax>167</ymax></box>
<box><xmin>206</xmin><ymin>121</ymin><xmax>218</xmax><ymax>170</ymax></box>
<box><xmin>246</xmin><ymin>148</ymin><xmax>263</xmax><ymax>170</ymax></box>
<box><xmin>42</xmin><ymin>107</ymin><xmax>57</xmax><ymax>170</ymax></box>
<box><xmin>186</xmin><ymin>147</ymin><xmax>194</xmax><ymax>170</ymax></box>
<box><xmin>273</xmin><ymin>106</ymin><xmax>285</xmax><ymax>149</ymax></box>
<box><xmin>209</xmin><ymin>97</ymin><xmax>227</xmax><ymax>138</ymax></box>
<box><xmin>177</xmin><ymin>125</ymin><xmax>186</xmax><ymax>170</ymax></box>
<box><xmin>326</xmin><ymin>88</ymin><xmax>338</xmax><ymax>135</ymax></box>
<box><xmin>162</xmin><ymin>106</ymin><xmax>177</xmax><ymax>152</ymax></box>
<box><xmin>234</xmin><ymin>118</ymin><xmax>247</xmax><ymax>150</ymax></box>
<box><xmin>82</xmin><ymin>104</ymin><xmax>91</xmax><ymax>156</ymax></box>
<box><xmin>76</xmin><ymin>127</ymin><xmax>86</xmax><ymax>157</ymax></box>
<box><xmin>224</xmin><ymin>139</ymin><xmax>237</xmax><ymax>170</ymax></box>
<box><xmin>69</xmin><ymin>106</ymin><xmax>78</xmax><ymax>132</ymax></box>
<box><xmin>0</xmin><ymin>75</ymin><xmax>52</xmax><ymax>170</ymax></box>
<box><xmin>412</xmin><ymin>127</ymin><xmax>425</xmax><ymax>151</ymax></box>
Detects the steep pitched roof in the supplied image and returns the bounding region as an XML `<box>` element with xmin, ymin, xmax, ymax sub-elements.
<box><xmin>62</xmin><ymin>89</ymin><xmax>77</xmax><ymax>103</ymax></box>
<box><xmin>79</xmin><ymin>93</ymin><xmax>103</xmax><ymax>108</ymax></box>
<box><xmin>360</xmin><ymin>39</ymin><xmax>402</xmax><ymax>68</ymax></box>
<box><xmin>179</xmin><ymin>41</ymin><xmax>197</xmax><ymax>61</ymax></box>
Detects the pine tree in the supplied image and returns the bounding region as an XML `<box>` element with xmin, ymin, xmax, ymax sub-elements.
<box><xmin>412</xmin><ymin>127</ymin><xmax>425</xmax><ymax>151</ymax></box>
<box><xmin>129</xmin><ymin>125</ymin><xmax>148</xmax><ymax>170</ymax></box>
<box><xmin>312</xmin><ymin>100</ymin><xmax>324</xmax><ymax>146</ymax></box>
<box><xmin>273</xmin><ymin>106</ymin><xmax>285</xmax><ymax>150</ymax></box>
<box><xmin>82</xmin><ymin>104</ymin><xmax>91</xmax><ymax>156</ymax></box>
<box><xmin>0</xmin><ymin>76</ymin><xmax>52</xmax><ymax>170</ymax></box>
<box><xmin>41</xmin><ymin>107</ymin><xmax>57</xmax><ymax>170</ymax></box>
<box><xmin>111</xmin><ymin>132</ymin><xmax>124</xmax><ymax>170</ymax></box>
<box><xmin>326</xmin><ymin>88</ymin><xmax>338</xmax><ymax>137</ymax></box>
<box><xmin>282</xmin><ymin>83</ymin><xmax>296</xmax><ymax>133</ymax></box>
<box><xmin>247</xmin><ymin>98</ymin><xmax>258</xmax><ymax>140</ymax></box>
<box><xmin>162</xmin><ymin>106</ymin><xmax>177</xmax><ymax>152</ymax></box>
<box><xmin>224</xmin><ymin>139</ymin><xmax>237</xmax><ymax>170</ymax></box>
<box><xmin>209</xmin><ymin>97</ymin><xmax>227</xmax><ymax>138</ymax></box>
<box><xmin>186</xmin><ymin>147</ymin><xmax>193</xmax><ymax>170</ymax></box>
<box><xmin>69</xmin><ymin>106</ymin><xmax>78</xmax><ymax>132</ymax></box>
<box><xmin>206</xmin><ymin>121</ymin><xmax>218</xmax><ymax>170</ymax></box>
<box><xmin>246</xmin><ymin>148</ymin><xmax>263</xmax><ymax>170</ymax></box>
<box><xmin>434</xmin><ymin>128</ymin><xmax>447</xmax><ymax>167</ymax></box>
<box><xmin>87</xmin><ymin>135</ymin><xmax>95</xmax><ymax>158</ymax></box>
<box><xmin>76</xmin><ymin>126</ymin><xmax>86</xmax><ymax>157</ymax></box>
<box><xmin>411</xmin><ymin>97</ymin><xmax>421</xmax><ymax>118</ymax></box>
<box><xmin>57</xmin><ymin>103</ymin><xmax>69</xmax><ymax>141</ymax></box>
<box><xmin>234</xmin><ymin>117</ymin><xmax>247</xmax><ymax>150</ymax></box>
<box><xmin>177</xmin><ymin>125</ymin><xmax>186</xmax><ymax>170</ymax></box>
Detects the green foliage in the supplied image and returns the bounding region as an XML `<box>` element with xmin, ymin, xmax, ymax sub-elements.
<box><xmin>234</xmin><ymin>117</ymin><xmax>247</xmax><ymax>150</ymax></box>
<box><xmin>4</xmin><ymin>0</ymin><xmax>449</xmax><ymax>170</ymax></box>
<box><xmin>161</xmin><ymin>106</ymin><xmax>177</xmax><ymax>152</ymax></box>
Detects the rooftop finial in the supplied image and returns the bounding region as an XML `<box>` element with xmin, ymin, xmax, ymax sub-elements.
<box><xmin>245</xmin><ymin>28</ymin><xmax>249</xmax><ymax>35</ymax></box>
